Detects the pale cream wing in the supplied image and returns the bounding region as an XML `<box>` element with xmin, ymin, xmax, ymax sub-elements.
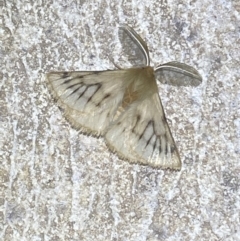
<box><xmin>105</xmin><ymin>91</ymin><xmax>181</xmax><ymax>170</ymax></box>
<box><xmin>47</xmin><ymin>70</ymin><xmax>127</xmax><ymax>136</ymax></box>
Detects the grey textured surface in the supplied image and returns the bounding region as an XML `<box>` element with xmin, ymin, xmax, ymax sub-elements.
<box><xmin>1</xmin><ymin>1</ymin><xmax>240</xmax><ymax>240</ymax></box>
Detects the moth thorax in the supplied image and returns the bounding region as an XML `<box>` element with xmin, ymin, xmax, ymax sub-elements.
<box><xmin>138</xmin><ymin>66</ymin><xmax>155</xmax><ymax>79</ymax></box>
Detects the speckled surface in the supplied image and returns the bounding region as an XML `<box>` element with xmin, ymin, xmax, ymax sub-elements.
<box><xmin>1</xmin><ymin>1</ymin><xmax>240</xmax><ymax>240</ymax></box>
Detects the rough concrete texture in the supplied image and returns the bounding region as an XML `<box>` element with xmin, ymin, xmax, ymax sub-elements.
<box><xmin>1</xmin><ymin>0</ymin><xmax>240</xmax><ymax>240</ymax></box>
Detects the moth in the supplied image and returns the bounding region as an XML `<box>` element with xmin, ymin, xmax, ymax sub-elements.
<box><xmin>47</xmin><ymin>25</ymin><xmax>202</xmax><ymax>170</ymax></box>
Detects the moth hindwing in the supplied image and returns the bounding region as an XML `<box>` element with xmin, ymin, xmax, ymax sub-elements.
<box><xmin>47</xmin><ymin>25</ymin><xmax>202</xmax><ymax>170</ymax></box>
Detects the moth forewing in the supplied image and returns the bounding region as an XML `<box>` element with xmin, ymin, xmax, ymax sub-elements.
<box><xmin>47</xmin><ymin>70</ymin><xmax>128</xmax><ymax>136</ymax></box>
<box><xmin>104</xmin><ymin>67</ymin><xmax>181</xmax><ymax>170</ymax></box>
<box><xmin>154</xmin><ymin>61</ymin><xmax>202</xmax><ymax>86</ymax></box>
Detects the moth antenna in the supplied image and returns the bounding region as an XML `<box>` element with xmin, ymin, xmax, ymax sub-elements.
<box><xmin>108</xmin><ymin>55</ymin><xmax>122</xmax><ymax>70</ymax></box>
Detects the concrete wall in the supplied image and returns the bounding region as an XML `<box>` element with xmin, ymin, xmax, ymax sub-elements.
<box><xmin>1</xmin><ymin>1</ymin><xmax>239</xmax><ymax>240</ymax></box>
